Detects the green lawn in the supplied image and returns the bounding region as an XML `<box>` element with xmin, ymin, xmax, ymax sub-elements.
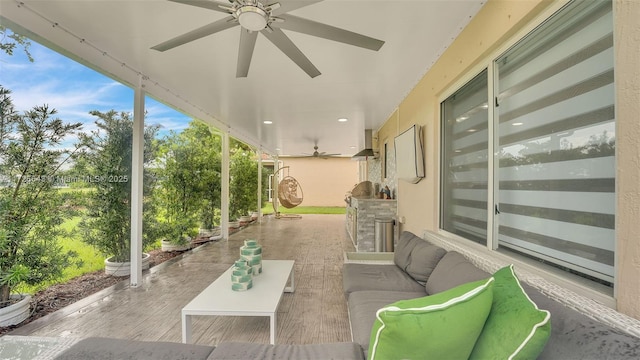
<box><xmin>20</xmin><ymin>216</ymin><xmax>105</xmax><ymax>294</ymax></box>
<box><xmin>261</xmin><ymin>205</ymin><xmax>346</xmax><ymax>215</ymax></box>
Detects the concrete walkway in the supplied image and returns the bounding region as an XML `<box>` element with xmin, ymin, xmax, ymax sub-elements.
<box><xmin>9</xmin><ymin>214</ymin><xmax>355</xmax><ymax>346</ymax></box>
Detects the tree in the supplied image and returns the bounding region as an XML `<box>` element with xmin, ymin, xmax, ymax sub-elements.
<box><xmin>0</xmin><ymin>26</ymin><xmax>33</xmax><ymax>62</ymax></box>
<box><xmin>155</xmin><ymin>120</ymin><xmax>221</xmax><ymax>242</ymax></box>
<box><xmin>79</xmin><ymin>110</ymin><xmax>160</xmax><ymax>262</ymax></box>
<box><xmin>0</xmin><ymin>86</ymin><xmax>82</xmax><ymax>304</ymax></box>
<box><xmin>185</xmin><ymin>121</ymin><xmax>222</xmax><ymax>229</ymax></box>
<box><xmin>229</xmin><ymin>147</ymin><xmax>271</xmax><ymax>219</ymax></box>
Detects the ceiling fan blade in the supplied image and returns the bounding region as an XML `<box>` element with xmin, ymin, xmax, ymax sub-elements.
<box><xmin>261</xmin><ymin>27</ymin><xmax>321</xmax><ymax>78</ymax></box>
<box><xmin>151</xmin><ymin>16</ymin><xmax>237</xmax><ymax>51</ymax></box>
<box><xmin>237</xmin><ymin>29</ymin><xmax>259</xmax><ymax>77</ymax></box>
<box><xmin>168</xmin><ymin>0</ymin><xmax>232</xmax><ymax>13</ymax></box>
<box><xmin>270</xmin><ymin>0</ymin><xmax>323</xmax><ymax>16</ymax></box>
<box><xmin>274</xmin><ymin>14</ymin><xmax>384</xmax><ymax>51</ymax></box>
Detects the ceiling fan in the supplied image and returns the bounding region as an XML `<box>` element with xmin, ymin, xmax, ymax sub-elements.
<box><xmin>303</xmin><ymin>145</ymin><xmax>340</xmax><ymax>159</ymax></box>
<box><xmin>151</xmin><ymin>0</ymin><xmax>385</xmax><ymax>78</ymax></box>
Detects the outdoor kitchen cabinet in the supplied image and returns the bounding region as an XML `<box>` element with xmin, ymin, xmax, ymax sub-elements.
<box><xmin>346</xmin><ymin>197</ymin><xmax>396</xmax><ymax>252</ymax></box>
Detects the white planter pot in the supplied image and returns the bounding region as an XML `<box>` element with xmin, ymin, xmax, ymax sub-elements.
<box><xmin>0</xmin><ymin>294</ymin><xmax>31</xmax><ymax>327</ymax></box>
<box><xmin>239</xmin><ymin>215</ymin><xmax>252</xmax><ymax>223</ymax></box>
<box><xmin>105</xmin><ymin>253</ymin><xmax>150</xmax><ymax>277</ymax></box>
<box><xmin>198</xmin><ymin>228</ymin><xmax>214</xmax><ymax>238</ymax></box>
<box><xmin>161</xmin><ymin>239</ymin><xmax>191</xmax><ymax>252</ymax></box>
<box><xmin>229</xmin><ymin>221</ymin><xmax>240</xmax><ymax>229</ymax></box>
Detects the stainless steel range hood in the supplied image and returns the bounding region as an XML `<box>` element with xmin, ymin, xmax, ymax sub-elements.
<box><xmin>352</xmin><ymin>129</ymin><xmax>376</xmax><ymax>160</ymax></box>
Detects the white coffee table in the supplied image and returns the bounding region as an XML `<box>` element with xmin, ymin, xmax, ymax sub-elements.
<box><xmin>181</xmin><ymin>259</ymin><xmax>295</xmax><ymax>344</ymax></box>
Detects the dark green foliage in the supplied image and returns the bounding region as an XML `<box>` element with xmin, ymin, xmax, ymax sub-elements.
<box><xmin>0</xmin><ymin>86</ymin><xmax>81</xmax><ymax>304</ymax></box>
<box><xmin>229</xmin><ymin>148</ymin><xmax>271</xmax><ymax>219</ymax></box>
<box><xmin>79</xmin><ymin>110</ymin><xmax>160</xmax><ymax>262</ymax></box>
<box><xmin>155</xmin><ymin>120</ymin><xmax>222</xmax><ymax>243</ymax></box>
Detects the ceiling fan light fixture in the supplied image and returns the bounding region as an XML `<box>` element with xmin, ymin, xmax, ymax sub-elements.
<box><xmin>237</xmin><ymin>6</ymin><xmax>268</xmax><ymax>31</ymax></box>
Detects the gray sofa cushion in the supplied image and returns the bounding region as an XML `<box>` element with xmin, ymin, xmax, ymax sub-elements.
<box><xmin>393</xmin><ymin>231</ymin><xmax>422</xmax><ymax>270</ymax></box>
<box><xmin>347</xmin><ymin>290</ymin><xmax>425</xmax><ymax>355</ymax></box>
<box><xmin>54</xmin><ymin>337</ymin><xmax>214</xmax><ymax>360</ymax></box>
<box><xmin>425</xmin><ymin>251</ymin><xmax>490</xmax><ymax>295</ymax></box>
<box><xmin>405</xmin><ymin>240</ymin><xmax>447</xmax><ymax>284</ymax></box>
<box><xmin>342</xmin><ymin>263</ymin><xmax>426</xmax><ymax>295</ymax></box>
<box><xmin>392</xmin><ymin>231</ymin><xmax>446</xmax><ymax>284</ymax></box>
<box><xmin>207</xmin><ymin>342</ymin><xmax>363</xmax><ymax>360</ymax></box>
<box><xmin>521</xmin><ymin>283</ymin><xmax>640</xmax><ymax>359</ymax></box>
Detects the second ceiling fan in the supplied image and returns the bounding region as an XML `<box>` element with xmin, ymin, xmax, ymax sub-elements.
<box><xmin>303</xmin><ymin>145</ymin><xmax>340</xmax><ymax>159</ymax></box>
<box><xmin>152</xmin><ymin>0</ymin><xmax>385</xmax><ymax>78</ymax></box>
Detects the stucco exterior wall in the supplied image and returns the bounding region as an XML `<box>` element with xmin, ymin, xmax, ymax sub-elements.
<box><xmin>378</xmin><ymin>0</ymin><xmax>640</xmax><ymax>319</ymax></box>
<box><xmin>278</xmin><ymin>157</ymin><xmax>358</xmax><ymax>207</ymax></box>
<box><xmin>613</xmin><ymin>0</ymin><xmax>640</xmax><ymax>320</ymax></box>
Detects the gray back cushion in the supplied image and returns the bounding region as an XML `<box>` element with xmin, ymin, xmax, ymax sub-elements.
<box><xmin>393</xmin><ymin>231</ymin><xmax>422</xmax><ymax>270</ymax></box>
<box><xmin>425</xmin><ymin>251</ymin><xmax>490</xmax><ymax>295</ymax></box>
<box><xmin>393</xmin><ymin>231</ymin><xmax>446</xmax><ymax>284</ymax></box>
<box><xmin>405</xmin><ymin>240</ymin><xmax>447</xmax><ymax>283</ymax></box>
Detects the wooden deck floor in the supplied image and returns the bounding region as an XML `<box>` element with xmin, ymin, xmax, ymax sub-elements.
<box><xmin>9</xmin><ymin>214</ymin><xmax>355</xmax><ymax>346</ymax></box>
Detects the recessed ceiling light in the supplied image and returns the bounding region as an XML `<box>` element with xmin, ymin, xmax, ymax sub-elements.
<box><xmin>263</xmin><ymin>120</ymin><xmax>273</xmax><ymax>124</ymax></box>
<box><xmin>338</xmin><ymin>118</ymin><xmax>348</xmax><ymax>122</ymax></box>
<box><xmin>512</xmin><ymin>122</ymin><xmax>523</xmax><ymax>126</ymax></box>
<box><xmin>350</xmin><ymin>146</ymin><xmax>356</xmax><ymax>149</ymax></box>
<box><xmin>467</xmin><ymin>128</ymin><xmax>477</xmax><ymax>132</ymax></box>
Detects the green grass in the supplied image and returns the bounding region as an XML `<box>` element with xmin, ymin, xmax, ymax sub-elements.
<box><xmin>261</xmin><ymin>205</ymin><xmax>346</xmax><ymax>215</ymax></box>
<box><xmin>20</xmin><ymin>216</ymin><xmax>105</xmax><ymax>295</ymax></box>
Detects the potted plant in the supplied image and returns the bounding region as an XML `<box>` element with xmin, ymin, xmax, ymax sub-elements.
<box><xmin>198</xmin><ymin>207</ymin><xmax>222</xmax><ymax>239</ymax></box>
<box><xmin>159</xmin><ymin>213</ymin><xmax>199</xmax><ymax>252</ymax></box>
<box><xmin>155</xmin><ymin>120</ymin><xmax>221</xmax><ymax>248</ymax></box>
<box><xmin>79</xmin><ymin>110</ymin><xmax>160</xmax><ymax>276</ymax></box>
<box><xmin>0</xmin><ymin>87</ymin><xmax>81</xmax><ymax>325</ymax></box>
<box><xmin>229</xmin><ymin>145</ymin><xmax>272</xmax><ymax>223</ymax></box>
<box><xmin>230</xmin><ymin>149</ymin><xmax>258</xmax><ymax>222</ymax></box>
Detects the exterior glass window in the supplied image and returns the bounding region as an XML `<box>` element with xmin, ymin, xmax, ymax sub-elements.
<box><xmin>440</xmin><ymin>70</ymin><xmax>489</xmax><ymax>244</ymax></box>
<box><xmin>495</xmin><ymin>0</ymin><xmax>615</xmax><ymax>283</ymax></box>
<box><xmin>440</xmin><ymin>0</ymin><xmax>615</xmax><ymax>285</ymax></box>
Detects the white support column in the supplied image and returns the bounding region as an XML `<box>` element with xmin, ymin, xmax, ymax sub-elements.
<box><xmin>257</xmin><ymin>150</ymin><xmax>262</xmax><ymax>223</ymax></box>
<box><xmin>221</xmin><ymin>131</ymin><xmax>230</xmax><ymax>240</ymax></box>
<box><xmin>273</xmin><ymin>155</ymin><xmax>279</xmax><ymax>216</ymax></box>
<box><xmin>130</xmin><ymin>76</ymin><xmax>145</xmax><ymax>287</ymax></box>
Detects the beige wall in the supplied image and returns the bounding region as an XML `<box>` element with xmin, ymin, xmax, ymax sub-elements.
<box><xmin>279</xmin><ymin>157</ymin><xmax>359</xmax><ymax>207</ymax></box>
<box><xmin>378</xmin><ymin>0</ymin><xmax>640</xmax><ymax>319</ymax></box>
<box><xmin>613</xmin><ymin>0</ymin><xmax>640</xmax><ymax>320</ymax></box>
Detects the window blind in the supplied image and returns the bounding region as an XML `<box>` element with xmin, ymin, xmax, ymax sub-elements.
<box><xmin>495</xmin><ymin>0</ymin><xmax>614</xmax><ymax>282</ymax></box>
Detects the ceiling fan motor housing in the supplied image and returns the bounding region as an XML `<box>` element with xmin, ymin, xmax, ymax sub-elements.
<box><xmin>235</xmin><ymin>1</ymin><xmax>269</xmax><ymax>31</ymax></box>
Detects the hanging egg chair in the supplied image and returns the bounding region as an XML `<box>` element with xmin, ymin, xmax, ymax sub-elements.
<box><xmin>277</xmin><ymin>175</ymin><xmax>303</xmax><ymax>209</ymax></box>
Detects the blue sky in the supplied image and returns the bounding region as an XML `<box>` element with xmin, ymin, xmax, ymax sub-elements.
<box><xmin>0</xmin><ymin>32</ymin><xmax>192</xmax><ymax>148</ymax></box>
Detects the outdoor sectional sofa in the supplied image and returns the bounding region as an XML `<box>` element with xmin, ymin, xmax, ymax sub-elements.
<box><xmin>45</xmin><ymin>231</ymin><xmax>640</xmax><ymax>359</ymax></box>
<box><xmin>343</xmin><ymin>231</ymin><xmax>640</xmax><ymax>359</ymax></box>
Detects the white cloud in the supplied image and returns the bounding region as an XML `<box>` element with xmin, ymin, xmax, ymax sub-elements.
<box><xmin>1</xmin><ymin>36</ymin><xmax>192</xmax><ymax>150</ymax></box>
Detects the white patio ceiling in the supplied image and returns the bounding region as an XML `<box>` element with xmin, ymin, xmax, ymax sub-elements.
<box><xmin>0</xmin><ymin>0</ymin><xmax>485</xmax><ymax>157</ymax></box>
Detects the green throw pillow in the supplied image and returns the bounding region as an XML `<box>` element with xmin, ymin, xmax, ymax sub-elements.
<box><xmin>470</xmin><ymin>264</ymin><xmax>551</xmax><ymax>360</ymax></box>
<box><xmin>368</xmin><ymin>277</ymin><xmax>495</xmax><ymax>360</ymax></box>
